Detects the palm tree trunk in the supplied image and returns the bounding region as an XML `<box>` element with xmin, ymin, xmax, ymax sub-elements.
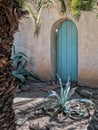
<box><xmin>0</xmin><ymin>0</ymin><xmax>27</xmax><ymax>129</ymax></box>
<box><xmin>88</xmin><ymin>101</ymin><xmax>98</xmax><ymax>130</ymax></box>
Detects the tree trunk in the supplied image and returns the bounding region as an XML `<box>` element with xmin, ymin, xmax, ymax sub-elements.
<box><xmin>0</xmin><ymin>0</ymin><xmax>27</xmax><ymax>129</ymax></box>
<box><xmin>88</xmin><ymin>100</ymin><xmax>98</xmax><ymax>130</ymax></box>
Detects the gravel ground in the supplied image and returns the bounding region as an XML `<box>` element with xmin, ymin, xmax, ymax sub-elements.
<box><xmin>14</xmin><ymin>81</ymin><xmax>96</xmax><ymax>130</ymax></box>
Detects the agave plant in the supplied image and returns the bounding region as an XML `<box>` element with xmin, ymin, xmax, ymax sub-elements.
<box><xmin>39</xmin><ymin>75</ymin><xmax>94</xmax><ymax>120</ymax></box>
<box><xmin>12</xmin><ymin>51</ymin><xmax>41</xmax><ymax>83</ymax></box>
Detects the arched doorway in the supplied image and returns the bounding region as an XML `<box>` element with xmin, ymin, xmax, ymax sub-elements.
<box><xmin>56</xmin><ymin>20</ymin><xmax>78</xmax><ymax>82</ymax></box>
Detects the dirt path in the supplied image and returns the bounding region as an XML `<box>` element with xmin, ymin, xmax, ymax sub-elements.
<box><xmin>14</xmin><ymin>81</ymin><xmax>95</xmax><ymax>130</ymax></box>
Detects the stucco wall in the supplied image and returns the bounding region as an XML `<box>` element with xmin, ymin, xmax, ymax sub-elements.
<box><xmin>77</xmin><ymin>13</ymin><xmax>98</xmax><ymax>87</ymax></box>
<box><xmin>14</xmin><ymin>3</ymin><xmax>98</xmax><ymax>87</ymax></box>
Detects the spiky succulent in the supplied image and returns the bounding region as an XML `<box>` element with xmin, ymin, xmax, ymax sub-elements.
<box><xmin>12</xmin><ymin>51</ymin><xmax>41</xmax><ymax>83</ymax></box>
<box><xmin>38</xmin><ymin>75</ymin><xmax>94</xmax><ymax>120</ymax></box>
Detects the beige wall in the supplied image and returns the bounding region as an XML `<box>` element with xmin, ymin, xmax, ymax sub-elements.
<box><xmin>77</xmin><ymin>13</ymin><xmax>98</xmax><ymax>87</ymax></box>
<box><xmin>14</xmin><ymin>3</ymin><xmax>98</xmax><ymax>87</ymax></box>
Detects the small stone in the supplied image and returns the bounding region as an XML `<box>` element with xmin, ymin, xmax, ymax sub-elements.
<box><xmin>16</xmin><ymin>122</ymin><xmax>29</xmax><ymax>130</ymax></box>
<box><xmin>92</xmin><ymin>93</ymin><xmax>98</xmax><ymax>99</ymax></box>
<box><xmin>29</xmin><ymin>122</ymin><xmax>46</xmax><ymax>130</ymax></box>
<box><xmin>47</xmin><ymin>124</ymin><xmax>61</xmax><ymax>130</ymax></box>
<box><xmin>20</xmin><ymin>85</ymin><xmax>31</xmax><ymax>92</ymax></box>
<box><xmin>16</xmin><ymin>117</ymin><xmax>27</xmax><ymax>126</ymax></box>
<box><xmin>49</xmin><ymin>127</ymin><xmax>61</xmax><ymax>130</ymax></box>
<box><xmin>87</xmin><ymin>125</ymin><xmax>95</xmax><ymax>130</ymax></box>
<box><xmin>79</xmin><ymin>89</ymin><xmax>92</xmax><ymax>98</ymax></box>
<box><xmin>16</xmin><ymin>88</ymin><xmax>22</xmax><ymax>93</ymax></box>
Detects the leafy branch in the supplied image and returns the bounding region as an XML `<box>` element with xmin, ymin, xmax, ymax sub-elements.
<box><xmin>18</xmin><ymin>0</ymin><xmax>55</xmax><ymax>35</ymax></box>
<box><xmin>18</xmin><ymin>0</ymin><xmax>98</xmax><ymax>34</ymax></box>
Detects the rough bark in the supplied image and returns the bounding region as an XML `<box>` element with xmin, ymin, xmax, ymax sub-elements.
<box><xmin>88</xmin><ymin>100</ymin><xmax>98</xmax><ymax>130</ymax></box>
<box><xmin>0</xmin><ymin>0</ymin><xmax>27</xmax><ymax>129</ymax></box>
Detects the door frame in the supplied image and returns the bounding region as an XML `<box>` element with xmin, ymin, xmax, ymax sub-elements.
<box><xmin>51</xmin><ymin>18</ymin><xmax>78</xmax><ymax>82</ymax></box>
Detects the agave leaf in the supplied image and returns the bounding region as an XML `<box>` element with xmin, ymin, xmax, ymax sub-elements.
<box><xmin>12</xmin><ymin>52</ymin><xmax>28</xmax><ymax>69</ymax></box>
<box><xmin>12</xmin><ymin>57</ymin><xmax>22</xmax><ymax>68</ymax></box>
<box><xmin>59</xmin><ymin>77</ymin><xmax>63</xmax><ymax>96</ymax></box>
<box><xmin>57</xmin><ymin>74</ymin><xmax>64</xmax><ymax>100</ymax></box>
<box><xmin>69</xmin><ymin>109</ymin><xmax>84</xmax><ymax>120</ymax></box>
<box><xmin>12</xmin><ymin>57</ymin><xmax>27</xmax><ymax>70</ymax></box>
<box><xmin>64</xmin><ymin>106</ymin><xmax>84</xmax><ymax>119</ymax></box>
<box><xmin>28</xmin><ymin>70</ymin><xmax>43</xmax><ymax>81</ymax></box>
<box><xmin>12</xmin><ymin>52</ymin><xmax>28</xmax><ymax>60</ymax></box>
<box><xmin>63</xmin><ymin>107</ymin><xmax>70</xmax><ymax>117</ymax></box>
<box><xmin>63</xmin><ymin>79</ymin><xmax>71</xmax><ymax>102</ymax></box>
<box><xmin>20</xmin><ymin>59</ymin><xmax>28</xmax><ymax>70</ymax></box>
<box><xmin>28</xmin><ymin>73</ymin><xmax>42</xmax><ymax>82</ymax></box>
<box><xmin>22</xmin><ymin>70</ymin><xmax>42</xmax><ymax>82</ymax></box>
<box><xmin>78</xmin><ymin>98</ymin><xmax>94</xmax><ymax>107</ymax></box>
<box><xmin>45</xmin><ymin>90</ymin><xmax>60</xmax><ymax>101</ymax></box>
<box><xmin>66</xmin><ymin>87</ymin><xmax>78</xmax><ymax>101</ymax></box>
<box><xmin>12</xmin><ymin>57</ymin><xmax>22</xmax><ymax>67</ymax></box>
<box><xmin>18</xmin><ymin>69</ymin><xmax>28</xmax><ymax>75</ymax></box>
<box><xmin>11</xmin><ymin>45</ymin><xmax>16</xmax><ymax>56</ymax></box>
<box><xmin>70</xmin><ymin>107</ymin><xmax>84</xmax><ymax>117</ymax></box>
<box><xmin>12</xmin><ymin>71</ymin><xmax>25</xmax><ymax>83</ymax></box>
<box><xmin>66</xmin><ymin>98</ymin><xmax>94</xmax><ymax>107</ymax></box>
<box><xmin>16</xmin><ymin>52</ymin><xmax>28</xmax><ymax>58</ymax></box>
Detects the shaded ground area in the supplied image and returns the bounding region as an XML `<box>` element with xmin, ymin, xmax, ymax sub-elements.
<box><xmin>14</xmin><ymin>80</ymin><xmax>98</xmax><ymax>130</ymax></box>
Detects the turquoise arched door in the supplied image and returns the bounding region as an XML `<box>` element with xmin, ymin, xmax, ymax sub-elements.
<box><xmin>57</xmin><ymin>20</ymin><xmax>78</xmax><ymax>82</ymax></box>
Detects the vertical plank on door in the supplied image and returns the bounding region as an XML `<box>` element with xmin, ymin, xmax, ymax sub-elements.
<box><xmin>57</xmin><ymin>20</ymin><xmax>78</xmax><ymax>82</ymax></box>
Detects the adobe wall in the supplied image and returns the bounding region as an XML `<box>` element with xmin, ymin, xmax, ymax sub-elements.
<box><xmin>77</xmin><ymin>13</ymin><xmax>98</xmax><ymax>87</ymax></box>
<box><xmin>14</xmin><ymin>2</ymin><xmax>98</xmax><ymax>87</ymax></box>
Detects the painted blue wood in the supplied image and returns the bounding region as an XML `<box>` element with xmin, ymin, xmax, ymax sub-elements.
<box><xmin>57</xmin><ymin>20</ymin><xmax>78</xmax><ymax>82</ymax></box>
